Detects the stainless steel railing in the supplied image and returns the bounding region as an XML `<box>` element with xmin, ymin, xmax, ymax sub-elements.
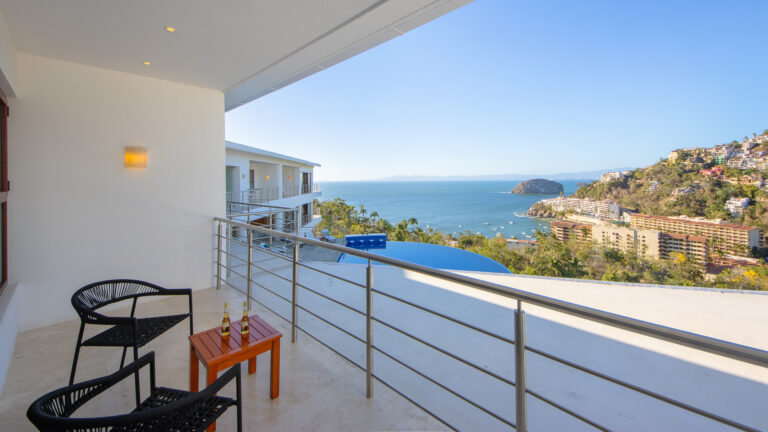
<box><xmin>282</xmin><ymin>183</ymin><xmax>320</xmax><ymax>198</ymax></box>
<box><xmin>213</xmin><ymin>217</ymin><xmax>768</xmax><ymax>431</ymax></box>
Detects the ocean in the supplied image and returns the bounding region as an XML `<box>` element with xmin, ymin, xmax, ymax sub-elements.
<box><xmin>318</xmin><ymin>180</ymin><xmax>589</xmax><ymax>240</ymax></box>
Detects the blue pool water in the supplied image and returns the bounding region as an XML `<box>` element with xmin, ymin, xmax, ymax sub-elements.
<box><xmin>337</xmin><ymin>241</ymin><xmax>511</xmax><ymax>273</ymax></box>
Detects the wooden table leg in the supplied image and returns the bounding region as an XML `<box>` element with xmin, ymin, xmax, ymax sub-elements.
<box><xmin>248</xmin><ymin>357</ymin><xmax>257</xmax><ymax>374</ymax></box>
<box><xmin>270</xmin><ymin>339</ymin><xmax>280</xmax><ymax>399</ymax></box>
<box><xmin>207</xmin><ymin>366</ymin><xmax>219</xmax><ymax>432</ymax></box>
<box><xmin>190</xmin><ymin>346</ymin><xmax>199</xmax><ymax>392</ymax></box>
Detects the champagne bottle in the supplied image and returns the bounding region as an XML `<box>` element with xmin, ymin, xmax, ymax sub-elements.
<box><xmin>241</xmin><ymin>301</ymin><xmax>249</xmax><ymax>335</ymax></box>
<box><xmin>221</xmin><ymin>303</ymin><xmax>230</xmax><ymax>337</ymax></box>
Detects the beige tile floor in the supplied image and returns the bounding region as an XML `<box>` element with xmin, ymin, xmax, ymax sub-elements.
<box><xmin>0</xmin><ymin>286</ymin><xmax>445</xmax><ymax>431</ymax></box>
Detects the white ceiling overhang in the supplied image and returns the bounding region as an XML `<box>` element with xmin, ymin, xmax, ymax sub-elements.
<box><xmin>0</xmin><ymin>0</ymin><xmax>473</xmax><ymax>111</ymax></box>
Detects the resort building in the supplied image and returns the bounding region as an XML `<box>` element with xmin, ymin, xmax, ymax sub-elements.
<box><xmin>592</xmin><ymin>225</ymin><xmax>661</xmax><ymax>259</ymax></box>
<box><xmin>540</xmin><ymin>196</ymin><xmax>621</xmax><ymax>220</ymax></box>
<box><xmin>226</xmin><ymin>141</ymin><xmax>321</xmax><ymax>227</ymax></box>
<box><xmin>659</xmin><ymin>233</ymin><xmax>708</xmax><ymax>264</ymax></box>
<box><xmin>550</xmin><ymin>220</ymin><xmax>593</xmax><ymax>242</ymax></box>
<box><xmin>0</xmin><ymin>3</ymin><xmax>766</xmax><ymax>432</ymax></box>
<box><xmin>630</xmin><ymin>214</ymin><xmax>761</xmax><ymax>257</ymax></box>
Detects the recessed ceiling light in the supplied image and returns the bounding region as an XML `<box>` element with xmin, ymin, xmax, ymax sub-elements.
<box><xmin>143</xmin><ymin>61</ymin><xmax>151</xmax><ymax>66</ymax></box>
<box><xmin>165</xmin><ymin>26</ymin><xmax>176</xmax><ymax>33</ymax></box>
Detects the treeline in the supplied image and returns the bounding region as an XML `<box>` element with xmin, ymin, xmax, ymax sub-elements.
<box><xmin>314</xmin><ymin>198</ymin><xmax>768</xmax><ymax>290</ymax></box>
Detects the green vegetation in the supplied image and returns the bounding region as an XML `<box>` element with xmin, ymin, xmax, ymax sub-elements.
<box><xmin>314</xmin><ymin>198</ymin><xmax>768</xmax><ymax>290</ymax></box>
<box><xmin>574</xmin><ymin>161</ymin><xmax>768</xmax><ymax>230</ymax></box>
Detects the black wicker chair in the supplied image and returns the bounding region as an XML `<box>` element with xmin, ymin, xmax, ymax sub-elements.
<box><xmin>28</xmin><ymin>352</ymin><xmax>242</xmax><ymax>432</ymax></box>
<box><xmin>70</xmin><ymin>279</ymin><xmax>193</xmax><ymax>385</ymax></box>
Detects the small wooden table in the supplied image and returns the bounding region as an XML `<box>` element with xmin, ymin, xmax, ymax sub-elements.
<box><xmin>189</xmin><ymin>315</ymin><xmax>282</xmax><ymax>429</ymax></box>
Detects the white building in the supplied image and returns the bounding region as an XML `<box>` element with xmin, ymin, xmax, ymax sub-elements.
<box><xmin>540</xmin><ymin>196</ymin><xmax>621</xmax><ymax>220</ymax></box>
<box><xmin>725</xmin><ymin>197</ymin><xmax>750</xmax><ymax>216</ymax></box>
<box><xmin>225</xmin><ymin>141</ymin><xmax>320</xmax><ymax>227</ymax></box>
<box><xmin>600</xmin><ymin>171</ymin><xmax>625</xmax><ymax>183</ymax></box>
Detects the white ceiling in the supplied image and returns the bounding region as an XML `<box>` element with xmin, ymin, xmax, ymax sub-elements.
<box><xmin>0</xmin><ymin>0</ymin><xmax>473</xmax><ymax>110</ymax></box>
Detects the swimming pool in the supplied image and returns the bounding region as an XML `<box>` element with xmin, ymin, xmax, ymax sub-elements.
<box><xmin>337</xmin><ymin>241</ymin><xmax>511</xmax><ymax>273</ymax></box>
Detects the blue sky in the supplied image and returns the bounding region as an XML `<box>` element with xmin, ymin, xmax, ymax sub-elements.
<box><xmin>225</xmin><ymin>0</ymin><xmax>768</xmax><ymax>181</ymax></box>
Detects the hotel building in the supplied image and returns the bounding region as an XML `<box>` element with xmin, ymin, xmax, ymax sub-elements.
<box><xmin>630</xmin><ymin>214</ymin><xmax>760</xmax><ymax>257</ymax></box>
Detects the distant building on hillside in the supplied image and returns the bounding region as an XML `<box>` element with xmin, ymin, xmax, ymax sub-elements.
<box><xmin>600</xmin><ymin>171</ymin><xmax>626</xmax><ymax>183</ymax></box>
<box><xmin>659</xmin><ymin>233</ymin><xmax>708</xmax><ymax>264</ymax></box>
<box><xmin>540</xmin><ymin>197</ymin><xmax>621</xmax><ymax>221</ymax></box>
<box><xmin>712</xmin><ymin>144</ymin><xmax>734</xmax><ymax>164</ymax></box>
<box><xmin>630</xmin><ymin>213</ymin><xmax>760</xmax><ymax>257</ymax></box>
<box><xmin>552</xmin><ymin>221</ymin><xmax>708</xmax><ymax>264</ymax></box>
<box><xmin>699</xmin><ymin>166</ymin><xmax>723</xmax><ymax>177</ymax></box>
<box><xmin>551</xmin><ymin>221</ymin><xmax>592</xmax><ymax>242</ymax></box>
<box><xmin>506</xmin><ymin>239</ymin><xmax>537</xmax><ymax>250</ymax></box>
<box><xmin>725</xmin><ymin>197</ymin><xmax>750</xmax><ymax>216</ymax></box>
<box><xmin>592</xmin><ymin>225</ymin><xmax>661</xmax><ymax>259</ymax></box>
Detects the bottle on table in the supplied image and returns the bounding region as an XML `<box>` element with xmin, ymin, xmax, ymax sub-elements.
<box><xmin>241</xmin><ymin>301</ymin><xmax>249</xmax><ymax>335</ymax></box>
<box><xmin>221</xmin><ymin>302</ymin><xmax>230</xmax><ymax>337</ymax></box>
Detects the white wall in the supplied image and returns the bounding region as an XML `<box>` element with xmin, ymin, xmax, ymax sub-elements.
<box><xmin>0</xmin><ymin>8</ymin><xmax>16</xmax><ymax>96</ymax></box>
<box><xmin>9</xmin><ymin>54</ymin><xmax>225</xmax><ymax>331</ymax></box>
<box><xmin>0</xmin><ymin>283</ymin><xmax>18</xmax><ymax>396</ymax></box>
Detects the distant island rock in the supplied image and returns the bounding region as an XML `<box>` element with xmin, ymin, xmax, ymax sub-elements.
<box><xmin>511</xmin><ymin>179</ymin><xmax>564</xmax><ymax>195</ymax></box>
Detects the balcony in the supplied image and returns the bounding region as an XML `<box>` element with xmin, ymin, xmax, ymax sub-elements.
<box><xmin>1</xmin><ymin>220</ymin><xmax>767</xmax><ymax>431</ymax></box>
<box><xmin>209</xmin><ymin>219</ymin><xmax>768</xmax><ymax>431</ymax></box>
<box><xmin>283</xmin><ymin>184</ymin><xmax>320</xmax><ymax>199</ymax></box>
<box><xmin>0</xmin><ymin>286</ymin><xmax>441</xmax><ymax>431</ymax></box>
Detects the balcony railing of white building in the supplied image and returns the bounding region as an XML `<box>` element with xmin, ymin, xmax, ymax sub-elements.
<box><xmin>283</xmin><ymin>183</ymin><xmax>320</xmax><ymax>198</ymax></box>
<box><xmin>226</xmin><ymin>184</ymin><xmax>319</xmax><ymax>205</ymax></box>
<box><xmin>212</xmin><ymin>217</ymin><xmax>768</xmax><ymax>431</ymax></box>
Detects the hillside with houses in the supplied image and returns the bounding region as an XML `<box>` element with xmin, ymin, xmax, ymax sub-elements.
<box><xmin>572</xmin><ymin>130</ymin><xmax>768</xmax><ymax>229</ymax></box>
<box><xmin>527</xmin><ymin>130</ymin><xmax>768</xmax><ymax>278</ymax></box>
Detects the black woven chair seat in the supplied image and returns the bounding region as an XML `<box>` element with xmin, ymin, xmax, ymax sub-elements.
<box><xmin>82</xmin><ymin>314</ymin><xmax>189</xmax><ymax>347</ymax></box>
<box><xmin>108</xmin><ymin>387</ymin><xmax>235</xmax><ymax>432</ymax></box>
<box><xmin>28</xmin><ymin>352</ymin><xmax>242</xmax><ymax>432</ymax></box>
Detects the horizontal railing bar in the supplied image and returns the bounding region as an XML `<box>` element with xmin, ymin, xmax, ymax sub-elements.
<box><xmin>248</xmin><ymin>262</ymin><xmax>293</xmax><ymax>284</ymax></box>
<box><xmin>371</xmin><ymin>373</ymin><xmax>459</xmax><ymax>432</ymax></box>
<box><xmin>249</xmin><ymin>279</ymin><xmax>293</xmax><ymax>305</ymax></box>
<box><xmin>238</xmin><ymin>287</ymin><xmax>291</xmax><ymax>323</ymax></box>
<box><xmin>218</xmin><ymin>278</ymin><xmax>255</xmax><ymax>298</ymax></box>
<box><xmin>225</xmin><ymin>201</ymin><xmax>294</xmax><ymax>210</ymax></box>
<box><xmin>526</xmin><ymin>346</ymin><xmax>759</xmax><ymax>432</ymax></box>
<box><xmin>220</xmin><ymin>266</ymin><xmax>249</xmax><ymax>283</ymax></box>
<box><xmin>217</xmin><ymin>250</ymin><xmax>249</xmax><ymax>265</ymax></box>
<box><xmin>296</xmin><ymin>324</ymin><xmax>365</xmax><ymax>372</ymax></box>
<box><xmin>371</xmin><ymin>288</ymin><xmax>516</xmax><ymax>345</ymax></box>
<box><xmin>250</xmin><ymin>245</ymin><xmax>294</xmax><ymax>262</ymax></box>
<box><xmin>214</xmin><ymin>217</ymin><xmax>768</xmax><ymax>368</ymax></box>
<box><xmin>295</xmin><ymin>303</ymin><xmax>366</xmax><ymax>344</ymax></box>
<box><xmin>373</xmin><ymin>346</ymin><xmax>516</xmax><ymax>429</ymax></box>
<box><xmin>296</xmin><ymin>262</ymin><xmax>367</xmax><ymax>289</ymax></box>
<box><xmin>372</xmin><ymin>317</ymin><xmax>516</xmax><ymax>388</ymax></box>
<box><xmin>297</xmin><ymin>282</ymin><xmax>366</xmax><ymax>316</ymax></box>
<box><xmin>525</xmin><ymin>388</ymin><xmax>610</xmax><ymax>431</ymax></box>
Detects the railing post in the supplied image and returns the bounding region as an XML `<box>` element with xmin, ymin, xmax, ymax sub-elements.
<box><xmin>291</xmin><ymin>212</ymin><xmax>300</xmax><ymax>344</ymax></box>
<box><xmin>366</xmin><ymin>259</ymin><xmax>374</xmax><ymax>398</ymax></box>
<box><xmin>226</xmin><ymin>222</ymin><xmax>232</xmax><ymax>278</ymax></box>
<box><xmin>246</xmin><ymin>230</ymin><xmax>252</xmax><ymax>310</ymax></box>
<box><xmin>216</xmin><ymin>221</ymin><xmax>222</xmax><ymax>290</ymax></box>
<box><xmin>268</xmin><ymin>209</ymin><xmax>273</xmax><ymax>249</ymax></box>
<box><xmin>515</xmin><ymin>300</ymin><xmax>527</xmax><ymax>431</ymax></box>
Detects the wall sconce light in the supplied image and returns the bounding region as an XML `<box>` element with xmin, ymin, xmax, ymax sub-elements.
<box><xmin>125</xmin><ymin>146</ymin><xmax>148</xmax><ymax>168</ymax></box>
<box><xmin>265</xmin><ymin>175</ymin><xmax>270</xmax><ymax>180</ymax></box>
